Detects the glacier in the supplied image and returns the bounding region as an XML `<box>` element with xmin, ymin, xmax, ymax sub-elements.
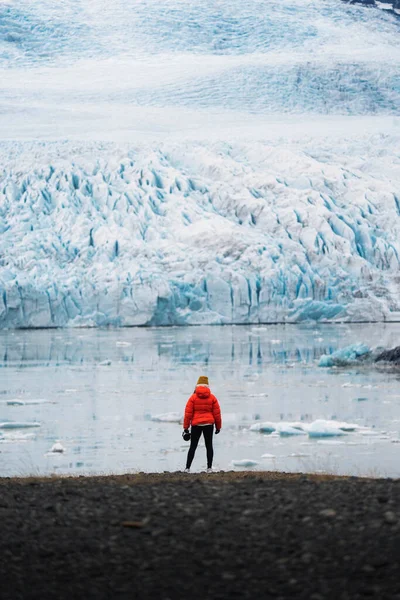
<box><xmin>1</xmin><ymin>0</ymin><xmax>400</xmax><ymax>328</ymax></box>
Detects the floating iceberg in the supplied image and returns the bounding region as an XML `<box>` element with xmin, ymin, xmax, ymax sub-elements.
<box><xmin>319</xmin><ymin>344</ymin><xmax>371</xmax><ymax>367</ymax></box>
<box><xmin>308</xmin><ymin>420</ymin><xmax>360</xmax><ymax>438</ymax></box>
<box><xmin>320</xmin><ymin>343</ymin><xmax>400</xmax><ymax>367</ymax></box>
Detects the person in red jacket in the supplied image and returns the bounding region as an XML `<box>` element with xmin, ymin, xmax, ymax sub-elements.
<box><xmin>183</xmin><ymin>375</ymin><xmax>222</xmax><ymax>473</ymax></box>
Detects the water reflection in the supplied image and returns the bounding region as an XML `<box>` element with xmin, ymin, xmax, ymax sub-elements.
<box><xmin>0</xmin><ymin>323</ymin><xmax>377</xmax><ymax>367</ymax></box>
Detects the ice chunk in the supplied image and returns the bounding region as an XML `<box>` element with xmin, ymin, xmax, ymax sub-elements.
<box><xmin>49</xmin><ymin>441</ymin><xmax>66</xmax><ymax>453</ymax></box>
<box><xmin>261</xmin><ymin>453</ymin><xmax>276</xmax><ymax>459</ymax></box>
<box><xmin>276</xmin><ymin>422</ymin><xmax>307</xmax><ymax>436</ymax></box>
<box><xmin>250</xmin><ymin>421</ymin><xmax>307</xmax><ymax>435</ymax></box>
<box><xmin>249</xmin><ymin>422</ymin><xmax>276</xmax><ymax>433</ymax></box>
<box><xmin>308</xmin><ymin>420</ymin><xmax>348</xmax><ymax>438</ymax></box>
<box><xmin>319</xmin><ymin>344</ymin><xmax>371</xmax><ymax>367</ymax></box>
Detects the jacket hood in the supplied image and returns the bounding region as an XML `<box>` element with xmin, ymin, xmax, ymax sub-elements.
<box><xmin>195</xmin><ymin>385</ymin><xmax>211</xmax><ymax>399</ymax></box>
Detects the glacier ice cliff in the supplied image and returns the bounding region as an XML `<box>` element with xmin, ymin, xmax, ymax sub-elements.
<box><xmin>1</xmin><ymin>137</ymin><xmax>400</xmax><ymax>328</ymax></box>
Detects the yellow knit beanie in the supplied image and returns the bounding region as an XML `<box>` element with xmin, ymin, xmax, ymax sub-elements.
<box><xmin>196</xmin><ymin>375</ymin><xmax>209</xmax><ymax>386</ymax></box>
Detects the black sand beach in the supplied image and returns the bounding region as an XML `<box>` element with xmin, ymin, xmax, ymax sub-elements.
<box><xmin>1</xmin><ymin>471</ymin><xmax>400</xmax><ymax>600</ymax></box>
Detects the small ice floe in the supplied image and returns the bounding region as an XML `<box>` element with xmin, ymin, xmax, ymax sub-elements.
<box><xmin>6</xmin><ymin>399</ymin><xmax>51</xmax><ymax>406</ymax></box>
<box><xmin>150</xmin><ymin>412</ymin><xmax>182</xmax><ymax>423</ymax></box>
<box><xmin>116</xmin><ymin>341</ymin><xmax>131</xmax><ymax>347</ymax></box>
<box><xmin>49</xmin><ymin>441</ymin><xmax>66</xmax><ymax>453</ymax></box>
<box><xmin>99</xmin><ymin>360</ymin><xmax>112</xmax><ymax>366</ymax></box>
<box><xmin>0</xmin><ymin>421</ymin><xmax>41</xmax><ymax>429</ymax></box>
<box><xmin>0</xmin><ymin>431</ymin><xmax>35</xmax><ymax>443</ymax></box>
<box><xmin>308</xmin><ymin>420</ymin><xmax>362</xmax><ymax>438</ymax></box>
<box><xmin>249</xmin><ymin>421</ymin><xmax>306</xmax><ymax>436</ymax></box>
<box><xmin>287</xmin><ymin>453</ymin><xmax>311</xmax><ymax>458</ymax></box>
<box><xmin>5</xmin><ymin>399</ymin><xmax>25</xmax><ymax>406</ymax></box>
<box><xmin>231</xmin><ymin>459</ymin><xmax>259</xmax><ymax>467</ymax></box>
<box><xmin>391</xmin><ymin>438</ymin><xmax>400</xmax><ymax>444</ymax></box>
<box><xmin>270</xmin><ymin>339</ymin><xmax>281</xmax><ymax>344</ymax></box>
<box><xmin>342</xmin><ymin>382</ymin><xmax>362</xmax><ymax>388</ymax></box>
<box><xmin>261</xmin><ymin>453</ymin><xmax>275</xmax><ymax>459</ymax></box>
<box><xmin>359</xmin><ymin>430</ymin><xmax>382</xmax><ymax>437</ymax></box>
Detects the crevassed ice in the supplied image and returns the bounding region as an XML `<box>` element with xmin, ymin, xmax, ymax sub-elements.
<box><xmin>1</xmin><ymin>136</ymin><xmax>400</xmax><ymax>328</ymax></box>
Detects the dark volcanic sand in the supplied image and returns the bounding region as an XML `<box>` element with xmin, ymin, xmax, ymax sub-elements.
<box><xmin>1</xmin><ymin>471</ymin><xmax>400</xmax><ymax>600</ymax></box>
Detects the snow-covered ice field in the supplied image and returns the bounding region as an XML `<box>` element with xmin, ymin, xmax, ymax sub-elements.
<box><xmin>2</xmin><ymin>323</ymin><xmax>400</xmax><ymax>477</ymax></box>
<box><xmin>1</xmin><ymin>0</ymin><xmax>400</xmax><ymax>326</ymax></box>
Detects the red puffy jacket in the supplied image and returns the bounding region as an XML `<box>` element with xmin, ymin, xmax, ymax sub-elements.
<box><xmin>184</xmin><ymin>386</ymin><xmax>222</xmax><ymax>430</ymax></box>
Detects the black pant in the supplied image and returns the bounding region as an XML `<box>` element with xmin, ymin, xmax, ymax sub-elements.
<box><xmin>186</xmin><ymin>425</ymin><xmax>214</xmax><ymax>469</ymax></box>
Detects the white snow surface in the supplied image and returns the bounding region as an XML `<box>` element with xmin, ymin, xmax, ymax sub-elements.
<box><xmin>1</xmin><ymin>0</ymin><xmax>400</xmax><ymax>328</ymax></box>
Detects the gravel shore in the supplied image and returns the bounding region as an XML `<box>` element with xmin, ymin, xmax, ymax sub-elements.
<box><xmin>1</xmin><ymin>471</ymin><xmax>400</xmax><ymax>600</ymax></box>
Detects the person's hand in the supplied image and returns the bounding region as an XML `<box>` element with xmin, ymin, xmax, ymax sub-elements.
<box><xmin>215</xmin><ymin>429</ymin><xmax>220</xmax><ymax>434</ymax></box>
<box><xmin>183</xmin><ymin>429</ymin><xmax>189</xmax><ymax>434</ymax></box>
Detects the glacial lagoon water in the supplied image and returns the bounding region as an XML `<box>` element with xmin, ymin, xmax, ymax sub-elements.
<box><xmin>1</xmin><ymin>323</ymin><xmax>400</xmax><ymax>478</ymax></box>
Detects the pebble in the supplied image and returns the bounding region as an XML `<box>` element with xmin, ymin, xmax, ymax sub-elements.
<box><xmin>384</xmin><ymin>511</ymin><xmax>397</xmax><ymax>524</ymax></box>
<box><xmin>319</xmin><ymin>508</ymin><xmax>337</xmax><ymax>518</ymax></box>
